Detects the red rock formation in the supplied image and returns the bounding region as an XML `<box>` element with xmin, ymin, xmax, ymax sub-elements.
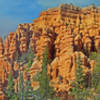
<box><xmin>30</xmin><ymin>27</ymin><xmax>56</xmax><ymax>60</ymax></box>
<box><xmin>82</xmin><ymin>34</ymin><xmax>92</xmax><ymax>53</ymax></box>
<box><xmin>1</xmin><ymin>4</ymin><xmax>100</xmax><ymax>99</ymax></box>
<box><xmin>49</xmin><ymin>51</ymin><xmax>94</xmax><ymax>92</ymax></box>
<box><xmin>16</xmin><ymin>24</ymin><xmax>30</xmax><ymax>53</ymax></box>
<box><xmin>94</xmin><ymin>35</ymin><xmax>100</xmax><ymax>51</ymax></box>
<box><xmin>74</xmin><ymin>34</ymin><xmax>83</xmax><ymax>51</ymax></box>
<box><xmin>4</xmin><ymin>37</ymin><xmax>9</xmax><ymax>58</ymax></box>
<box><xmin>8</xmin><ymin>32</ymin><xmax>17</xmax><ymax>60</ymax></box>
<box><xmin>0</xmin><ymin>77</ymin><xmax>8</xmax><ymax>100</ymax></box>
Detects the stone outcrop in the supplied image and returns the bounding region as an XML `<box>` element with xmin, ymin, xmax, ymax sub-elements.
<box><xmin>30</xmin><ymin>27</ymin><xmax>56</xmax><ymax>60</ymax></box>
<box><xmin>0</xmin><ymin>59</ymin><xmax>12</xmax><ymax>100</ymax></box>
<box><xmin>49</xmin><ymin>51</ymin><xmax>94</xmax><ymax>92</ymax></box>
<box><xmin>1</xmin><ymin>4</ymin><xmax>100</xmax><ymax>99</ymax></box>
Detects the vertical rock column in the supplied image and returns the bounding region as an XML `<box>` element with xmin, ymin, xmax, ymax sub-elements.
<box><xmin>30</xmin><ymin>27</ymin><xmax>56</xmax><ymax>60</ymax></box>
<box><xmin>82</xmin><ymin>34</ymin><xmax>92</xmax><ymax>53</ymax></box>
<box><xmin>4</xmin><ymin>37</ymin><xmax>9</xmax><ymax>59</ymax></box>
<box><xmin>16</xmin><ymin>24</ymin><xmax>30</xmax><ymax>53</ymax></box>
<box><xmin>50</xmin><ymin>25</ymin><xmax>75</xmax><ymax>91</ymax></box>
<box><xmin>8</xmin><ymin>32</ymin><xmax>17</xmax><ymax>60</ymax></box>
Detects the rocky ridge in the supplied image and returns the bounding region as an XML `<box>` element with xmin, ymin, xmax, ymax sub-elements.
<box><xmin>0</xmin><ymin>4</ymin><xmax>100</xmax><ymax>99</ymax></box>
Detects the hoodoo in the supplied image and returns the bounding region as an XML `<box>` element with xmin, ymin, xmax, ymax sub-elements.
<box><xmin>1</xmin><ymin>4</ymin><xmax>100</xmax><ymax>99</ymax></box>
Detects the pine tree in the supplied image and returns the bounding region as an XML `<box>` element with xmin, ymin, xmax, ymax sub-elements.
<box><xmin>21</xmin><ymin>47</ymin><xmax>35</xmax><ymax>65</ymax></box>
<box><xmin>70</xmin><ymin>52</ymin><xmax>100</xmax><ymax>100</ymax></box>
<box><xmin>18</xmin><ymin>71</ymin><xmax>25</xmax><ymax>100</ymax></box>
<box><xmin>15</xmin><ymin>50</ymin><xmax>25</xmax><ymax>100</ymax></box>
<box><xmin>89</xmin><ymin>52</ymin><xmax>100</xmax><ymax>100</ymax></box>
<box><xmin>24</xmin><ymin>75</ymin><xmax>34</xmax><ymax>100</ymax></box>
<box><xmin>16</xmin><ymin>47</ymin><xmax>35</xmax><ymax>100</ymax></box>
<box><xmin>70</xmin><ymin>53</ymin><xmax>88</xmax><ymax>100</ymax></box>
<box><xmin>24</xmin><ymin>48</ymin><xmax>35</xmax><ymax>100</ymax></box>
<box><xmin>38</xmin><ymin>46</ymin><xmax>54</xmax><ymax>100</ymax></box>
<box><xmin>6</xmin><ymin>70</ymin><xmax>18</xmax><ymax>100</ymax></box>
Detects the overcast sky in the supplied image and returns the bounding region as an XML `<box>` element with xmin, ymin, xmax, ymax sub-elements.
<box><xmin>0</xmin><ymin>0</ymin><xmax>100</xmax><ymax>38</ymax></box>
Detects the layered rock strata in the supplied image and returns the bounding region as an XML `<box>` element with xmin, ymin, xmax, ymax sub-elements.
<box><xmin>1</xmin><ymin>4</ymin><xmax>100</xmax><ymax>99</ymax></box>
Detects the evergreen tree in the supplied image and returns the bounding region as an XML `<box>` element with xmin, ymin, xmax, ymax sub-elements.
<box><xmin>38</xmin><ymin>46</ymin><xmax>54</xmax><ymax>99</ymax></box>
<box><xmin>15</xmin><ymin>46</ymin><xmax>58</xmax><ymax>100</ymax></box>
<box><xmin>24</xmin><ymin>48</ymin><xmax>35</xmax><ymax>100</ymax></box>
<box><xmin>70</xmin><ymin>52</ymin><xmax>100</xmax><ymax>100</ymax></box>
<box><xmin>6</xmin><ymin>70</ymin><xmax>18</xmax><ymax>100</ymax></box>
<box><xmin>21</xmin><ymin>47</ymin><xmax>35</xmax><ymax>65</ymax></box>
<box><xmin>16</xmin><ymin>47</ymin><xmax>35</xmax><ymax>100</ymax></box>
<box><xmin>89</xmin><ymin>52</ymin><xmax>100</xmax><ymax>100</ymax></box>
<box><xmin>18</xmin><ymin>71</ymin><xmax>25</xmax><ymax>100</ymax></box>
<box><xmin>34</xmin><ymin>46</ymin><xmax>57</xmax><ymax>100</ymax></box>
<box><xmin>15</xmin><ymin>50</ymin><xmax>26</xmax><ymax>100</ymax></box>
<box><xmin>24</xmin><ymin>75</ymin><xmax>34</xmax><ymax>100</ymax></box>
<box><xmin>70</xmin><ymin>53</ymin><xmax>88</xmax><ymax>100</ymax></box>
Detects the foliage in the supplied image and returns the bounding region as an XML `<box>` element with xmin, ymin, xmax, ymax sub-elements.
<box><xmin>24</xmin><ymin>75</ymin><xmax>34</xmax><ymax>100</ymax></box>
<box><xmin>70</xmin><ymin>53</ymin><xmax>89</xmax><ymax>100</ymax></box>
<box><xmin>70</xmin><ymin>52</ymin><xmax>100</xmax><ymax>100</ymax></box>
<box><xmin>15</xmin><ymin>47</ymin><xmax>35</xmax><ymax>68</ymax></box>
<box><xmin>17</xmin><ymin>47</ymin><xmax>35</xmax><ymax>100</ymax></box>
<box><xmin>6</xmin><ymin>71</ymin><xmax>18</xmax><ymax>100</ymax></box>
<box><xmin>38</xmin><ymin>46</ymin><xmax>54</xmax><ymax>99</ymax></box>
<box><xmin>33</xmin><ymin>71</ymin><xmax>41</xmax><ymax>82</ymax></box>
<box><xmin>89</xmin><ymin>52</ymin><xmax>100</xmax><ymax>99</ymax></box>
<box><xmin>18</xmin><ymin>71</ymin><xmax>25</xmax><ymax>100</ymax></box>
<box><xmin>14</xmin><ymin>47</ymin><xmax>35</xmax><ymax>100</ymax></box>
<box><xmin>21</xmin><ymin>48</ymin><xmax>35</xmax><ymax>68</ymax></box>
<box><xmin>33</xmin><ymin>46</ymin><xmax>59</xmax><ymax>100</ymax></box>
<box><xmin>6</xmin><ymin>46</ymin><xmax>59</xmax><ymax>100</ymax></box>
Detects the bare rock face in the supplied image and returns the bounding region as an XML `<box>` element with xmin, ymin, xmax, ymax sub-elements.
<box><xmin>3</xmin><ymin>23</ymin><xmax>31</xmax><ymax>61</ymax></box>
<box><xmin>74</xmin><ymin>34</ymin><xmax>83</xmax><ymax>51</ymax></box>
<box><xmin>47</xmin><ymin>26</ymin><xmax>94</xmax><ymax>92</ymax></box>
<box><xmin>16</xmin><ymin>24</ymin><xmax>30</xmax><ymax>53</ymax></box>
<box><xmin>30</xmin><ymin>59</ymin><xmax>42</xmax><ymax>90</ymax></box>
<box><xmin>0</xmin><ymin>59</ymin><xmax>12</xmax><ymax>100</ymax></box>
<box><xmin>8</xmin><ymin>32</ymin><xmax>17</xmax><ymax>60</ymax></box>
<box><xmin>82</xmin><ymin>34</ymin><xmax>92</xmax><ymax>53</ymax></box>
<box><xmin>30</xmin><ymin>27</ymin><xmax>56</xmax><ymax>60</ymax></box>
<box><xmin>4</xmin><ymin>37</ymin><xmax>9</xmax><ymax>58</ymax></box>
<box><xmin>0</xmin><ymin>60</ymin><xmax>12</xmax><ymax>84</ymax></box>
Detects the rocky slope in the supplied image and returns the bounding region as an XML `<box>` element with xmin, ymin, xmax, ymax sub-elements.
<box><xmin>1</xmin><ymin>3</ymin><xmax>100</xmax><ymax>99</ymax></box>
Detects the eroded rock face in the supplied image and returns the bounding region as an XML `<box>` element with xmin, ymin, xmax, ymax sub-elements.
<box><xmin>16</xmin><ymin>24</ymin><xmax>30</xmax><ymax>53</ymax></box>
<box><xmin>49</xmin><ymin>52</ymin><xmax>94</xmax><ymax>92</ymax></box>
<box><xmin>1</xmin><ymin>4</ymin><xmax>100</xmax><ymax>98</ymax></box>
<box><xmin>0</xmin><ymin>60</ymin><xmax>12</xmax><ymax>84</ymax></box>
<box><xmin>30</xmin><ymin>27</ymin><xmax>56</xmax><ymax>60</ymax></box>
<box><xmin>0</xmin><ymin>59</ymin><xmax>12</xmax><ymax>100</ymax></box>
<box><xmin>94</xmin><ymin>35</ymin><xmax>100</xmax><ymax>51</ymax></box>
<box><xmin>4</xmin><ymin>37</ymin><xmax>9</xmax><ymax>58</ymax></box>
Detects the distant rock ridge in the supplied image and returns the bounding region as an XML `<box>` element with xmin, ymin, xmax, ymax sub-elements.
<box><xmin>1</xmin><ymin>3</ymin><xmax>100</xmax><ymax>99</ymax></box>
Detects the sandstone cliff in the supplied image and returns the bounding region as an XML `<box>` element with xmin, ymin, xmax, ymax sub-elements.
<box><xmin>1</xmin><ymin>4</ymin><xmax>100</xmax><ymax>99</ymax></box>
